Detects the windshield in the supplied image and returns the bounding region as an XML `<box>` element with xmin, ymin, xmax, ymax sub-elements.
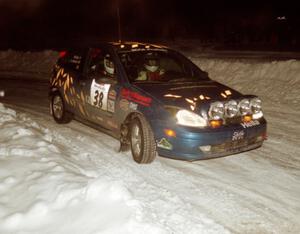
<box><xmin>118</xmin><ymin>49</ymin><xmax>209</xmax><ymax>83</ymax></box>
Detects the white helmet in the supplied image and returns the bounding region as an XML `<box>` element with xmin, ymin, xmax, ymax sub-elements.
<box><xmin>144</xmin><ymin>53</ymin><xmax>159</xmax><ymax>72</ymax></box>
<box><xmin>104</xmin><ymin>54</ymin><xmax>115</xmax><ymax>75</ymax></box>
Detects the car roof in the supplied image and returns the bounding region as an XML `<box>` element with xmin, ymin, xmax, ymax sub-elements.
<box><xmin>61</xmin><ymin>40</ymin><xmax>169</xmax><ymax>52</ymax></box>
<box><xmin>108</xmin><ymin>41</ymin><xmax>169</xmax><ymax>52</ymax></box>
<box><xmin>60</xmin><ymin>41</ymin><xmax>170</xmax><ymax>55</ymax></box>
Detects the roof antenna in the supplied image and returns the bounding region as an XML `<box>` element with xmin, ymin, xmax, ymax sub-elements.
<box><xmin>116</xmin><ymin>0</ymin><xmax>122</xmax><ymax>43</ymax></box>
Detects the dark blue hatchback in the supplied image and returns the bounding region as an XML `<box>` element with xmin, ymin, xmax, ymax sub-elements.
<box><xmin>49</xmin><ymin>42</ymin><xmax>267</xmax><ymax>163</ymax></box>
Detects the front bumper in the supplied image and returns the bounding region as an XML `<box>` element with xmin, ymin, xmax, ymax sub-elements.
<box><xmin>154</xmin><ymin>120</ymin><xmax>267</xmax><ymax>161</ymax></box>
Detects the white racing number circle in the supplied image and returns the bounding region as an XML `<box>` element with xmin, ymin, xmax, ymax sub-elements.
<box><xmin>90</xmin><ymin>79</ymin><xmax>111</xmax><ymax>111</ymax></box>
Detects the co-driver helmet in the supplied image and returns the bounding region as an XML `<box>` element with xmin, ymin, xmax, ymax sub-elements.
<box><xmin>144</xmin><ymin>53</ymin><xmax>159</xmax><ymax>72</ymax></box>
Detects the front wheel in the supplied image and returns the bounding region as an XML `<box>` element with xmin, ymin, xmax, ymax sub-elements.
<box><xmin>130</xmin><ymin>115</ymin><xmax>156</xmax><ymax>164</ymax></box>
<box><xmin>50</xmin><ymin>92</ymin><xmax>72</xmax><ymax>124</ymax></box>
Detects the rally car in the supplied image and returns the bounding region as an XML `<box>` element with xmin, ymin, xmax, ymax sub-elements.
<box><xmin>49</xmin><ymin>42</ymin><xmax>267</xmax><ymax>164</ymax></box>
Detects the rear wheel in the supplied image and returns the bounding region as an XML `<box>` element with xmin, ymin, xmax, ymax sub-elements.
<box><xmin>130</xmin><ymin>115</ymin><xmax>156</xmax><ymax>164</ymax></box>
<box><xmin>51</xmin><ymin>92</ymin><xmax>72</xmax><ymax>124</ymax></box>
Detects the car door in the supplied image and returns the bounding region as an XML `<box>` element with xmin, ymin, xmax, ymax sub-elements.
<box><xmin>54</xmin><ymin>49</ymin><xmax>90</xmax><ymax>118</ymax></box>
<box><xmin>80</xmin><ymin>47</ymin><xmax>120</xmax><ymax>130</ymax></box>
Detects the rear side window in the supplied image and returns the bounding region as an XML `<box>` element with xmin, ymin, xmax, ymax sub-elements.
<box><xmin>58</xmin><ymin>50</ymin><xmax>86</xmax><ymax>72</ymax></box>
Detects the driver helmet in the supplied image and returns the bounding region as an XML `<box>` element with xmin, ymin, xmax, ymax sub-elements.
<box><xmin>104</xmin><ymin>54</ymin><xmax>115</xmax><ymax>75</ymax></box>
<box><xmin>144</xmin><ymin>53</ymin><xmax>159</xmax><ymax>72</ymax></box>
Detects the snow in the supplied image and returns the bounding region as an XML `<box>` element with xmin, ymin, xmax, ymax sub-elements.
<box><xmin>0</xmin><ymin>49</ymin><xmax>300</xmax><ymax>233</ymax></box>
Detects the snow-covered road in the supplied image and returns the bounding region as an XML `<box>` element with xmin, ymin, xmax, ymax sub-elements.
<box><xmin>0</xmin><ymin>52</ymin><xmax>300</xmax><ymax>233</ymax></box>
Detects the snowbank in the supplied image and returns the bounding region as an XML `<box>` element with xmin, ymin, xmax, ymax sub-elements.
<box><xmin>0</xmin><ymin>49</ymin><xmax>299</xmax><ymax>108</ymax></box>
<box><xmin>0</xmin><ymin>103</ymin><xmax>160</xmax><ymax>234</ymax></box>
<box><xmin>192</xmin><ymin>58</ymin><xmax>300</xmax><ymax>109</ymax></box>
<box><xmin>0</xmin><ymin>50</ymin><xmax>58</xmax><ymax>78</ymax></box>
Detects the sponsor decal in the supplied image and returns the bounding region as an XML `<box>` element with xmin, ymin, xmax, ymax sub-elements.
<box><xmin>121</xmin><ymin>88</ymin><xmax>152</xmax><ymax>106</ymax></box>
<box><xmin>108</xmin><ymin>90</ymin><xmax>117</xmax><ymax>100</ymax></box>
<box><xmin>52</xmin><ymin>68</ymin><xmax>72</xmax><ymax>88</ymax></box>
<box><xmin>107</xmin><ymin>99</ymin><xmax>115</xmax><ymax>113</ymax></box>
<box><xmin>241</xmin><ymin>120</ymin><xmax>260</xmax><ymax>129</ymax></box>
<box><xmin>129</xmin><ymin>102</ymin><xmax>138</xmax><ymax>110</ymax></box>
<box><xmin>232</xmin><ymin>130</ymin><xmax>245</xmax><ymax>141</ymax></box>
<box><xmin>119</xmin><ymin>99</ymin><xmax>129</xmax><ymax>111</ymax></box>
<box><xmin>157</xmin><ymin>138</ymin><xmax>173</xmax><ymax>150</ymax></box>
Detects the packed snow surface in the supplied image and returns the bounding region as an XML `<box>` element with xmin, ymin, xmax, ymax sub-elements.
<box><xmin>0</xmin><ymin>49</ymin><xmax>299</xmax><ymax>233</ymax></box>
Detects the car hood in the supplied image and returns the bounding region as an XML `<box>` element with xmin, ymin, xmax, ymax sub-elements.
<box><xmin>134</xmin><ymin>80</ymin><xmax>243</xmax><ymax>109</ymax></box>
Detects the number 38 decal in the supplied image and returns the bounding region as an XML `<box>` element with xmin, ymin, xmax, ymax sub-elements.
<box><xmin>90</xmin><ymin>79</ymin><xmax>111</xmax><ymax>111</ymax></box>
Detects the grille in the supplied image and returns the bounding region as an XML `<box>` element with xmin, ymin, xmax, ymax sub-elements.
<box><xmin>224</xmin><ymin>116</ymin><xmax>242</xmax><ymax>125</ymax></box>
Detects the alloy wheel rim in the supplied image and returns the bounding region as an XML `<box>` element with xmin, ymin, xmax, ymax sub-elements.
<box><xmin>131</xmin><ymin>123</ymin><xmax>142</xmax><ymax>157</ymax></box>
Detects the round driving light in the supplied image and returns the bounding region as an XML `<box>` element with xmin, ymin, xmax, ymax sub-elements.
<box><xmin>225</xmin><ymin>100</ymin><xmax>238</xmax><ymax>118</ymax></box>
<box><xmin>238</xmin><ymin>99</ymin><xmax>251</xmax><ymax>115</ymax></box>
<box><xmin>250</xmin><ymin>97</ymin><xmax>262</xmax><ymax>114</ymax></box>
<box><xmin>209</xmin><ymin>101</ymin><xmax>224</xmax><ymax>120</ymax></box>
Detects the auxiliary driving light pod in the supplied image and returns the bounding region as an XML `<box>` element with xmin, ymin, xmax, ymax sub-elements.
<box><xmin>250</xmin><ymin>97</ymin><xmax>263</xmax><ymax>119</ymax></box>
<box><xmin>238</xmin><ymin>99</ymin><xmax>251</xmax><ymax>116</ymax></box>
<box><xmin>209</xmin><ymin>101</ymin><xmax>225</xmax><ymax>120</ymax></box>
<box><xmin>224</xmin><ymin>100</ymin><xmax>238</xmax><ymax>118</ymax></box>
<box><xmin>250</xmin><ymin>97</ymin><xmax>262</xmax><ymax>113</ymax></box>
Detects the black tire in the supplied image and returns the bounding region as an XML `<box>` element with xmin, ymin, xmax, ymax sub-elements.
<box><xmin>50</xmin><ymin>92</ymin><xmax>72</xmax><ymax>124</ymax></box>
<box><xmin>130</xmin><ymin>115</ymin><xmax>156</xmax><ymax>164</ymax></box>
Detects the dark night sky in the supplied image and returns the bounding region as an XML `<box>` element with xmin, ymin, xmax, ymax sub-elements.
<box><xmin>0</xmin><ymin>0</ymin><xmax>299</xmax><ymax>49</ymax></box>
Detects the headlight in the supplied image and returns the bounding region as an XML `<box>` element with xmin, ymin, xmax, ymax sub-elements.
<box><xmin>251</xmin><ymin>97</ymin><xmax>263</xmax><ymax>119</ymax></box>
<box><xmin>176</xmin><ymin>110</ymin><xmax>207</xmax><ymax>127</ymax></box>
<box><xmin>238</xmin><ymin>99</ymin><xmax>251</xmax><ymax>115</ymax></box>
<box><xmin>225</xmin><ymin>100</ymin><xmax>238</xmax><ymax>118</ymax></box>
<box><xmin>208</xmin><ymin>101</ymin><xmax>224</xmax><ymax>120</ymax></box>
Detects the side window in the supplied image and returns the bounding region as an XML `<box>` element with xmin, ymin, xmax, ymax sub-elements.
<box><xmin>88</xmin><ymin>48</ymin><xmax>116</xmax><ymax>79</ymax></box>
<box><xmin>160</xmin><ymin>55</ymin><xmax>183</xmax><ymax>73</ymax></box>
